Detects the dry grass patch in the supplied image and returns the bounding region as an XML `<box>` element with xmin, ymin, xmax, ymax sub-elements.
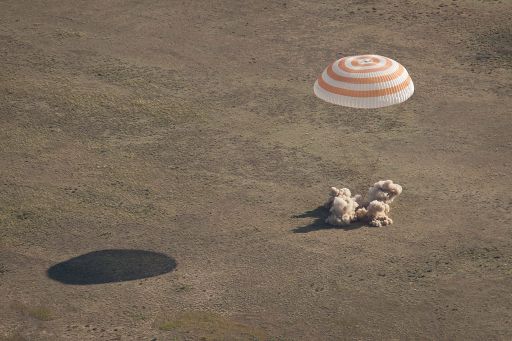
<box><xmin>157</xmin><ymin>311</ymin><xmax>267</xmax><ymax>340</ymax></box>
<box><xmin>11</xmin><ymin>302</ymin><xmax>54</xmax><ymax>321</ymax></box>
<box><xmin>55</xmin><ymin>29</ymin><xmax>85</xmax><ymax>38</ymax></box>
<box><xmin>0</xmin><ymin>333</ymin><xmax>27</xmax><ymax>341</ymax></box>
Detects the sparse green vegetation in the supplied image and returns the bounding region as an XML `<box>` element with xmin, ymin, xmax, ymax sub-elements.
<box><xmin>55</xmin><ymin>28</ymin><xmax>85</xmax><ymax>38</ymax></box>
<box><xmin>157</xmin><ymin>311</ymin><xmax>267</xmax><ymax>340</ymax></box>
<box><xmin>174</xmin><ymin>283</ymin><xmax>193</xmax><ymax>292</ymax></box>
<box><xmin>12</xmin><ymin>302</ymin><xmax>54</xmax><ymax>321</ymax></box>
<box><xmin>158</xmin><ymin>320</ymin><xmax>178</xmax><ymax>331</ymax></box>
<box><xmin>130</xmin><ymin>312</ymin><xmax>147</xmax><ymax>321</ymax></box>
<box><xmin>0</xmin><ymin>332</ymin><xmax>27</xmax><ymax>341</ymax></box>
<box><xmin>26</xmin><ymin>306</ymin><xmax>53</xmax><ymax>321</ymax></box>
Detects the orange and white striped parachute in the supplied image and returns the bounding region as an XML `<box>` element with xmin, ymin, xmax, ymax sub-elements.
<box><xmin>314</xmin><ymin>55</ymin><xmax>414</xmax><ymax>109</ymax></box>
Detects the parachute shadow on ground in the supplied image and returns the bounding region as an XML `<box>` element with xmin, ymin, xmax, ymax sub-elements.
<box><xmin>47</xmin><ymin>249</ymin><xmax>176</xmax><ymax>285</ymax></box>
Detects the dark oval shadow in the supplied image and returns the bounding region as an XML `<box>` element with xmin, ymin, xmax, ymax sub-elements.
<box><xmin>47</xmin><ymin>249</ymin><xmax>176</xmax><ymax>285</ymax></box>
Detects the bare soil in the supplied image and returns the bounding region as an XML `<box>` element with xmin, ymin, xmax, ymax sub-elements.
<box><xmin>1</xmin><ymin>0</ymin><xmax>511</xmax><ymax>340</ymax></box>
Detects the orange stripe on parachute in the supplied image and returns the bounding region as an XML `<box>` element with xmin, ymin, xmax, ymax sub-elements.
<box><xmin>317</xmin><ymin>76</ymin><xmax>412</xmax><ymax>97</ymax></box>
<box><xmin>327</xmin><ymin>63</ymin><xmax>406</xmax><ymax>84</ymax></box>
<box><xmin>337</xmin><ymin>57</ymin><xmax>393</xmax><ymax>73</ymax></box>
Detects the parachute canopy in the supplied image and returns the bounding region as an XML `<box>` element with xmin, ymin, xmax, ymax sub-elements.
<box><xmin>314</xmin><ymin>54</ymin><xmax>414</xmax><ymax>109</ymax></box>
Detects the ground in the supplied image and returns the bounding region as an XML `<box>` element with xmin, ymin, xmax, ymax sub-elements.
<box><xmin>0</xmin><ymin>0</ymin><xmax>511</xmax><ymax>340</ymax></box>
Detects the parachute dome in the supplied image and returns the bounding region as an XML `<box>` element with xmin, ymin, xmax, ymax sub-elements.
<box><xmin>314</xmin><ymin>54</ymin><xmax>414</xmax><ymax>109</ymax></box>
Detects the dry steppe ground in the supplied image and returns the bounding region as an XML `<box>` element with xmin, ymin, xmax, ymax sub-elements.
<box><xmin>1</xmin><ymin>0</ymin><xmax>511</xmax><ymax>340</ymax></box>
